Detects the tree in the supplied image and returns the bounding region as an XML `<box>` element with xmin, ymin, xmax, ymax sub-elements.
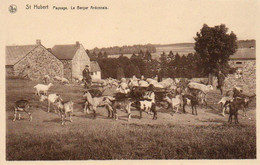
<box><xmin>159</xmin><ymin>51</ymin><xmax>168</xmax><ymax>78</ymax></box>
<box><xmin>116</xmin><ymin>67</ymin><xmax>125</xmax><ymax>80</ymax></box>
<box><xmin>103</xmin><ymin>51</ymin><xmax>108</xmax><ymax>58</ymax></box>
<box><xmin>194</xmin><ymin>24</ymin><xmax>237</xmax><ymax>84</ymax></box>
<box><xmin>98</xmin><ymin>52</ymin><xmax>103</xmax><ymax>59</ymax></box>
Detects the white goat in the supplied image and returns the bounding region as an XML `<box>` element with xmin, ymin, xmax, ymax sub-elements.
<box><xmin>116</xmin><ymin>82</ymin><xmax>130</xmax><ymax>94</ymax></box>
<box><xmin>218</xmin><ymin>96</ymin><xmax>232</xmax><ymax>116</ymax></box>
<box><xmin>83</xmin><ymin>91</ymin><xmax>114</xmax><ymax>118</ymax></box>
<box><xmin>34</xmin><ymin>83</ymin><xmax>53</xmax><ymax>96</ymax></box>
<box><xmin>139</xmin><ymin>80</ymin><xmax>149</xmax><ymax>87</ymax></box>
<box><xmin>164</xmin><ymin>95</ymin><xmax>182</xmax><ymax>113</ymax></box>
<box><xmin>128</xmin><ymin>79</ymin><xmax>139</xmax><ymax>88</ymax></box>
<box><xmin>40</xmin><ymin>94</ymin><xmax>62</xmax><ymax>113</ymax></box>
<box><xmin>188</xmin><ymin>82</ymin><xmax>213</xmax><ymax>93</ymax></box>
<box><xmin>146</xmin><ymin>78</ymin><xmax>163</xmax><ymax>88</ymax></box>
<box><xmin>159</xmin><ymin>78</ymin><xmax>175</xmax><ymax>88</ymax></box>
<box><xmin>54</xmin><ymin>98</ymin><xmax>74</xmax><ymax>125</ymax></box>
<box><xmin>139</xmin><ymin>100</ymin><xmax>153</xmax><ymax>114</ymax></box>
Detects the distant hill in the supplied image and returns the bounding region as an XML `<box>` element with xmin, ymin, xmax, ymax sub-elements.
<box><xmin>153</xmin><ymin>43</ymin><xmax>194</xmax><ymax>48</ymax></box>
<box><xmin>91</xmin><ymin>39</ymin><xmax>255</xmax><ymax>58</ymax></box>
<box><xmin>154</xmin><ymin>39</ymin><xmax>255</xmax><ymax>56</ymax></box>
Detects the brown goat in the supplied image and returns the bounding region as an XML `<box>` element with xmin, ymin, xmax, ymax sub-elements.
<box><xmin>13</xmin><ymin>100</ymin><xmax>32</xmax><ymax>122</ymax></box>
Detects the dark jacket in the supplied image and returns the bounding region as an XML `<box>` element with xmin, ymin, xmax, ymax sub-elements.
<box><xmin>82</xmin><ymin>68</ymin><xmax>91</xmax><ymax>81</ymax></box>
<box><xmin>217</xmin><ymin>72</ymin><xmax>225</xmax><ymax>87</ymax></box>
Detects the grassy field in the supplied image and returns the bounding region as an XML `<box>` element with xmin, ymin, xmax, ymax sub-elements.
<box><xmin>6</xmin><ymin>78</ymin><xmax>256</xmax><ymax>160</ymax></box>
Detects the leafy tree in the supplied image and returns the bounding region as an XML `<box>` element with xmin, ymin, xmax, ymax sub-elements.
<box><xmin>159</xmin><ymin>51</ymin><xmax>168</xmax><ymax>78</ymax></box>
<box><xmin>98</xmin><ymin>52</ymin><xmax>103</xmax><ymax>59</ymax></box>
<box><xmin>168</xmin><ymin>51</ymin><xmax>174</xmax><ymax>62</ymax></box>
<box><xmin>103</xmin><ymin>51</ymin><xmax>108</xmax><ymax>58</ymax></box>
<box><xmin>138</xmin><ymin>50</ymin><xmax>144</xmax><ymax>59</ymax></box>
<box><xmin>194</xmin><ymin>24</ymin><xmax>238</xmax><ymax>84</ymax></box>
<box><xmin>125</xmin><ymin>64</ymin><xmax>141</xmax><ymax>78</ymax></box>
<box><xmin>116</xmin><ymin>67</ymin><xmax>125</xmax><ymax>80</ymax></box>
<box><xmin>144</xmin><ymin>50</ymin><xmax>152</xmax><ymax>62</ymax></box>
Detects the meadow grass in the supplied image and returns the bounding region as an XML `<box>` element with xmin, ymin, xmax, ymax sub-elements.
<box><xmin>7</xmin><ymin>123</ymin><xmax>256</xmax><ymax>160</ymax></box>
<box><xmin>6</xmin><ymin>78</ymin><xmax>256</xmax><ymax>160</ymax></box>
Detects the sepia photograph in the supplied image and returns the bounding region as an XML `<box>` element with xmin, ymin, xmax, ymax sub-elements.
<box><xmin>2</xmin><ymin>0</ymin><xmax>259</xmax><ymax>162</ymax></box>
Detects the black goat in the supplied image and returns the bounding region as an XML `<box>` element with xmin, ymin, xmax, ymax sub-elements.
<box><xmin>183</xmin><ymin>94</ymin><xmax>199</xmax><ymax>115</ymax></box>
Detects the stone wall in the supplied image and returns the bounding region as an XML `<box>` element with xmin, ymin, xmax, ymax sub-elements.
<box><xmin>13</xmin><ymin>45</ymin><xmax>64</xmax><ymax>81</ymax></box>
<box><xmin>223</xmin><ymin>60</ymin><xmax>256</xmax><ymax>94</ymax></box>
<box><xmin>72</xmin><ymin>44</ymin><xmax>90</xmax><ymax>79</ymax></box>
<box><xmin>61</xmin><ymin>60</ymin><xmax>72</xmax><ymax>80</ymax></box>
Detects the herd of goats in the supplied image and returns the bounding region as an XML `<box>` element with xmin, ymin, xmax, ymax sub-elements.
<box><xmin>12</xmin><ymin>75</ymin><xmax>256</xmax><ymax>125</ymax></box>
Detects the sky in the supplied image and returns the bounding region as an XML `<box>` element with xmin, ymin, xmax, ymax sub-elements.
<box><xmin>2</xmin><ymin>0</ymin><xmax>258</xmax><ymax>49</ymax></box>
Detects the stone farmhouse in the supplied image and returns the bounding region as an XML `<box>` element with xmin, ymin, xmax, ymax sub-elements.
<box><xmin>51</xmin><ymin>41</ymin><xmax>91</xmax><ymax>80</ymax></box>
<box><xmin>6</xmin><ymin>40</ymin><xmax>64</xmax><ymax>81</ymax></box>
<box><xmin>224</xmin><ymin>47</ymin><xmax>256</xmax><ymax>94</ymax></box>
<box><xmin>90</xmin><ymin>61</ymin><xmax>101</xmax><ymax>79</ymax></box>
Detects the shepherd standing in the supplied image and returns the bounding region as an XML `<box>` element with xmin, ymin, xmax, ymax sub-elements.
<box><xmin>216</xmin><ymin>70</ymin><xmax>225</xmax><ymax>95</ymax></box>
<box><xmin>82</xmin><ymin>65</ymin><xmax>92</xmax><ymax>89</ymax></box>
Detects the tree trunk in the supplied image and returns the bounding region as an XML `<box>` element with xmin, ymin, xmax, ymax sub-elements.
<box><xmin>208</xmin><ymin>73</ymin><xmax>213</xmax><ymax>85</ymax></box>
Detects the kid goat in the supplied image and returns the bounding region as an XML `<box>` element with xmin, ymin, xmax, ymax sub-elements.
<box><xmin>13</xmin><ymin>100</ymin><xmax>32</xmax><ymax>122</ymax></box>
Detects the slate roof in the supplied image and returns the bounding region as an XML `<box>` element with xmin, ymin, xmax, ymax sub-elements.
<box><xmin>90</xmin><ymin>61</ymin><xmax>101</xmax><ymax>72</ymax></box>
<box><xmin>51</xmin><ymin>44</ymin><xmax>79</xmax><ymax>60</ymax></box>
<box><xmin>229</xmin><ymin>48</ymin><xmax>256</xmax><ymax>60</ymax></box>
<box><xmin>6</xmin><ymin>45</ymin><xmax>38</xmax><ymax>65</ymax></box>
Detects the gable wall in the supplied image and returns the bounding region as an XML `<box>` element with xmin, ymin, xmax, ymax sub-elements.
<box><xmin>72</xmin><ymin>44</ymin><xmax>90</xmax><ymax>80</ymax></box>
<box><xmin>13</xmin><ymin>45</ymin><xmax>64</xmax><ymax>81</ymax></box>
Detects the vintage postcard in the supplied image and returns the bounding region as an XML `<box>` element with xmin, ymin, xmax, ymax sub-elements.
<box><xmin>0</xmin><ymin>0</ymin><xmax>259</xmax><ymax>164</ymax></box>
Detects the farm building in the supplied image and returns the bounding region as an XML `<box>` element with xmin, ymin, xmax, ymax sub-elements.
<box><xmin>51</xmin><ymin>41</ymin><xmax>90</xmax><ymax>80</ymax></box>
<box><xmin>6</xmin><ymin>40</ymin><xmax>64</xmax><ymax>81</ymax></box>
<box><xmin>90</xmin><ymin>61</ymin><xmax>101</xmax><ymax>79</ymax></box>
<box><xmin>223</xmin><ymin>47</ymin><xmax>256</xmax><ymax>94</ymax></box>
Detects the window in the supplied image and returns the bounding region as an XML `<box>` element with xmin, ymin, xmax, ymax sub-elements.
<box><xmin>236</xmin><ymin>61</ymin><xmax>242</xmax><ymax>64</ymax></box>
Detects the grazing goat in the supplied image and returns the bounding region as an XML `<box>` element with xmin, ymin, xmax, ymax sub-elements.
<box><xmin>188</xmin><ymin>82</ymin><xmax>213</xmax><ymax>93</ymax></box>
<box><xmin>159</xmin><ymin>78</ymin><xmax>175</xmax><ymax>88</ymax></box>
<box><xmin>54</xmin><ymin>98</ymin><xmax>74</xmax><ymax>125</ymax></box>
<box><xmin>128</xmin><ymin>79</ymin><xmax>139</xmax><ymax>88</ymax></box>
<box><xmin>13</xmin><ymin>100</ymin><xmax>32</xmax><ymax>122</ymax></box>
<box><xmin>34</xmin><ymin>83</ymin><xmax>53</xmax><ymax>96</ymax></box>
<box><xmin>40</xmin><ymin>94</ymin><xmax>62</xmax><ymax>113</ymax></box>
<box><xmin>139</xmin><ymin>80</ymin><xmax>149</xmax><ymax>87</ymax></box>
